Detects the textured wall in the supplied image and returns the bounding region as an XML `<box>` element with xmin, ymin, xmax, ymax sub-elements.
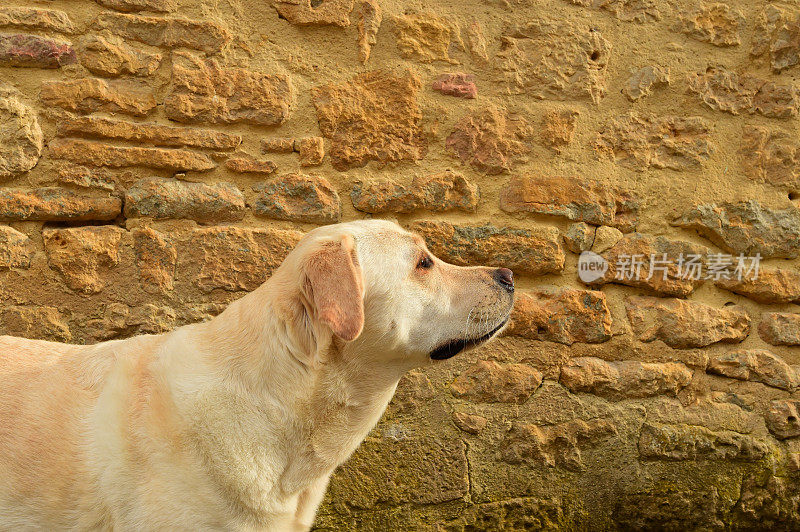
<box><xmin>1</xmin><ymin>0</ymin><xmax>800</xmax><ymax>529</ymax></box>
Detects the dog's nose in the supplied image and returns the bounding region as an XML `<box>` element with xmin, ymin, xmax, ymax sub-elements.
<box><xmin>494</xmin><ymin>268</ymin><xmax>514</xmax><ymax>292</ymax></box>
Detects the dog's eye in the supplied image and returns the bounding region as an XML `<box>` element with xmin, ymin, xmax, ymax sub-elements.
<box><xmin>416</xmin><ymin>256</ymin><xmax>433</xmax><ymax>270</ymax></box>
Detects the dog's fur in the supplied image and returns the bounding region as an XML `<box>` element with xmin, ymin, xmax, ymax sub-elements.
<box><xmin>0</xmin><ymin>220</ymin><xmax>514</xmax><ymax>531</ymax></box>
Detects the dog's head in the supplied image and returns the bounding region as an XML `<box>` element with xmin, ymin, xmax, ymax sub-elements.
<box><xmin>274</xmin><ymin>220</ymin><xmax>514</xmax><ymax>369</ymax></box>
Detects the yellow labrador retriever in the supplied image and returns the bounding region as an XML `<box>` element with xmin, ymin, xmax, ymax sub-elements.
<box><xmin>0</xmin><ymin>219</ymin><xmax>514</xmax><ymax>531</ymax></box>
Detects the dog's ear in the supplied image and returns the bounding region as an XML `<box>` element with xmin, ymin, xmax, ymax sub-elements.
<box><xmin>304</xmin><ymin>234</ymin><xmax>364</xmax><ymax>342</ymax></box>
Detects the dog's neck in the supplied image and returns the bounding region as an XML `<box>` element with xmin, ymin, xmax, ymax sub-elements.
<box><xmin>202</xmin><ymin>280</ymin><xmax>408</xmax><ymax>394</ymax></box>
<box><xmin>183</xmin><ymin>280</ymin><xmax>407</xmax><ymax>503</ymax></box>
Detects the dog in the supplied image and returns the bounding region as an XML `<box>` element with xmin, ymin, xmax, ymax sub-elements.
<box><xmin>0</xmin><ymin>219</ymin><xmax>515</xmax><ymax>531</ymax></box>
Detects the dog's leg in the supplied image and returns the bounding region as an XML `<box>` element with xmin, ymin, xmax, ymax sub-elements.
<box><xmin>292</xmin><ymin>476</ymin><xmax>330</xmax><ymax>531</ymax></box>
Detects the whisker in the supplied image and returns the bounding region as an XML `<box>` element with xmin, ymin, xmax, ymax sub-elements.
<box><xmin>463</xmin><ymin>307</ymin><xmax>475</xmax><ymax>341</ymax></box>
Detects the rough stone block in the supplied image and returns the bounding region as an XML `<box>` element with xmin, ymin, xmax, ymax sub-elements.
<box><xmin>0</xmin><ymin>84</ymin><xmax>42</xmax><ymax>179</ymax></box>
<box><xmin>43</xmin><ymin>226</ymin><xmax>124</xmax><ymax>294</ymax></box>
<box><xmin>708</xmin><ymin>349</ymin><xmax>797</xmax><ymax>391</ymax></box>
<box><xmin>91</xmin><ymin>13</ymin><xmax>230</xmax><ymax>53</ymax></box>
<box><xmin>0</xmin><ymin>34</ymin><xmax>76</xmax><ymax>68</ymax></box>
<box><xmin>501</xmin><ymin>418</ymin><xmax>616</xmax><ymax>471</ymax></box>
<box><xmin>496</xmin><ymin>19</ymin><xmax>610</xmax><ymax>102</ymax></box>
<box><xmin>759</xmin><ymin>313</ymin><xmax>800</xmax><ymax>346</ymax></box>
<box><xmin>253</xmin><ymin>173</ymin><xmax>340</xmax><ymax>224</ymax></box>
<box><xmin>432</xmin><ymin>73</ymin><xmax>477</xmax><ymax>99</ymax></box>
<box><xmin>187</xmin><ymin>227</ymin><xmax>302</xmax><ymax>292</ymax></box>
<box><xmin>596</xmin><ymin>113</ymin><xmax>711</xmax><ymax>170</ymax></box>
<box><xmin>688</xmin><ymin>66</ymin><xmax>799</xmax><ymax>118</ymax></box>
<box><xmin>0</xmin><ymin>187</ymin><xmax>121</xmax><ymax>222</ymax></box>
<box><xmin>124</xmin><ymin>177</ymin><xmax>245</xmax><ymax>222</ymax></box>
<box><xmin>78</xmin><ymin>33</ymin><xmax>161</xmax><ymax>76</ymax></box>
<box><xmin>765</xmin><ymin>400</ymin><xmax>800</xmax><ymax>439</ymax></box>
<box><xmin>0</xmin><ymin>306</ymin><xmax>71</xmax><ymax>341</ymax></box>
<box><xmin>312</xmin><ymin>70</ymin><xmax>425</xmax><ymax>170</ymax></box>
<box><xmin>506</xmin><ymin>288</ymin><xmax>613</xmax><ymax>345</ymax></box>
<box><xmin>447</xmin><ymin>108</ymin><xmax>532</xmax><ymax>174</ymax></box>
<box><xmin>450</xmin><ymin>360</ymin><xmax>542</xmax><ymax>403</ymax></box>
<box><xmin>133</xmin><ymin>227</ymin><xmax>175</xmax><ymax>294</ymax></box>
<box><xmin>40</xmin><ymin>78</ymin><xmax>156</xmax><ymax>117</ymax></box>
<box><xmin>560</xmin><ymin>357</ymin><xmax>692</xmax><ymax>400</ymax></box>
<box><xmin>165</xmin><ymin>51</ymin><xmax>292</xmax><ymax>126</ymax></box>
<box><xmin>352</xmin><ymin>171</ymin><xmax>478</xmax><ymax>214</ymax></box>
<box><xmin>0</xmin><ymin>7</ymin><xmax>74</xmax><ymax>33</ymax></box>
<box><xmin>638</xmin><ymin>422</ymin><xmax>769</xmax><ymax>461</ymax></box>
<box><xmin>409</xmin><ymin>221</ymin><xmax>564</xmax><ymax>276</ymax></box>
<box><xmin>625</xmin><ymin>296</ymin><xmax>750</xmax><ymax>348</ymax></box>
<box><xmin>672</xmin><ymin>200</ymin><xmax>800</xmax><ymax>259</ymax></box>
<box><xmin>499</xmin><ymin>175</ymin><xmax>638</xmax><ymax>230</ymax></box>
<box><xmin>57</xmin><ymin>116</ymin><xmax>241</xmax><ymax>150</ymax></box>
<box><xmin>0</xmin><ymin>226</ymin><xmax>33</xmax><ymax>269</ymax></box>
<box><xmin>677</xmin><ymin>3</ymin><xmax>744</xmax><ymax>46</ymax></box>
<box><xmin>51</xmin><ymin>139</ymin><xmax>215</xmax><ymax>172</ymax></box>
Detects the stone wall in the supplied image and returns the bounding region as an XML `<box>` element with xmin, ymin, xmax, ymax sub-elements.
<box><xmin>1</xmin><ymin>0</ymin><xmax>800</xmax><ymax>529</ymax></box>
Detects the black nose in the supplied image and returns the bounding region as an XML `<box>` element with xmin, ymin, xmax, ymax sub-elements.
<box><xmin>494</xmin><ymin>268</ymin><xmax>514</xmax><ymax>292</ymax></box>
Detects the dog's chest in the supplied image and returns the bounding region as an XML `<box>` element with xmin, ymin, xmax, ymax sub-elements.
<box><xmin>177</xmin><ymin>374</ymin><xmax>398</xmax><ymax>525</ymax></box>
<box><xmin>303</xmin><ymin>385</ymin><xmax>397</xmax><ymax>466</ymax></box>
<box><xmin>180</xmin><ymin>388</ymin><xmax>334</xmax><ymax>521</ymax></box>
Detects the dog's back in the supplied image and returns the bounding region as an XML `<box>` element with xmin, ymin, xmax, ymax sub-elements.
<box><xmin>0</xmin><ymin>332</ymin><xmax>235</xmax><ymax>531</ymax></box>
<box><xmin>0</xmin><ymin>337</ymin><xmax>93</xmax><ymax>529</ymax></box>
<box><xmin>0</xmin><ymin>336</ymin><xmax>134</xmax><ymax>530</ymax></box>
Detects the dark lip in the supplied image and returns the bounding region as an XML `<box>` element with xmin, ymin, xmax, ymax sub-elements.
<box><xmin>429</xmin><ymin>319</ymin><xmax>508</xmax><ymax>361</ymax></box>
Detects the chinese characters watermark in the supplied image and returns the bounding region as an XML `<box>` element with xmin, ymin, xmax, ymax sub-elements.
<box><xmin>578</xmin><ymin>252</ymin><xmax>761</xmax><ymax>284</ymax></box>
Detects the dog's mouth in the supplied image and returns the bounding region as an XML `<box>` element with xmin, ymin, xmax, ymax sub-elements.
<box><xmin>429</xmin><ymin>319</ymin><xmax>508</xmax><ymax>361</ymax></box>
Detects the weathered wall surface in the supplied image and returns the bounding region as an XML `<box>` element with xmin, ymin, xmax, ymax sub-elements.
<box><xmin>1</xmin><ymin>0</ymin><xmax>800</xmax><ymax>529</ymax></box>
